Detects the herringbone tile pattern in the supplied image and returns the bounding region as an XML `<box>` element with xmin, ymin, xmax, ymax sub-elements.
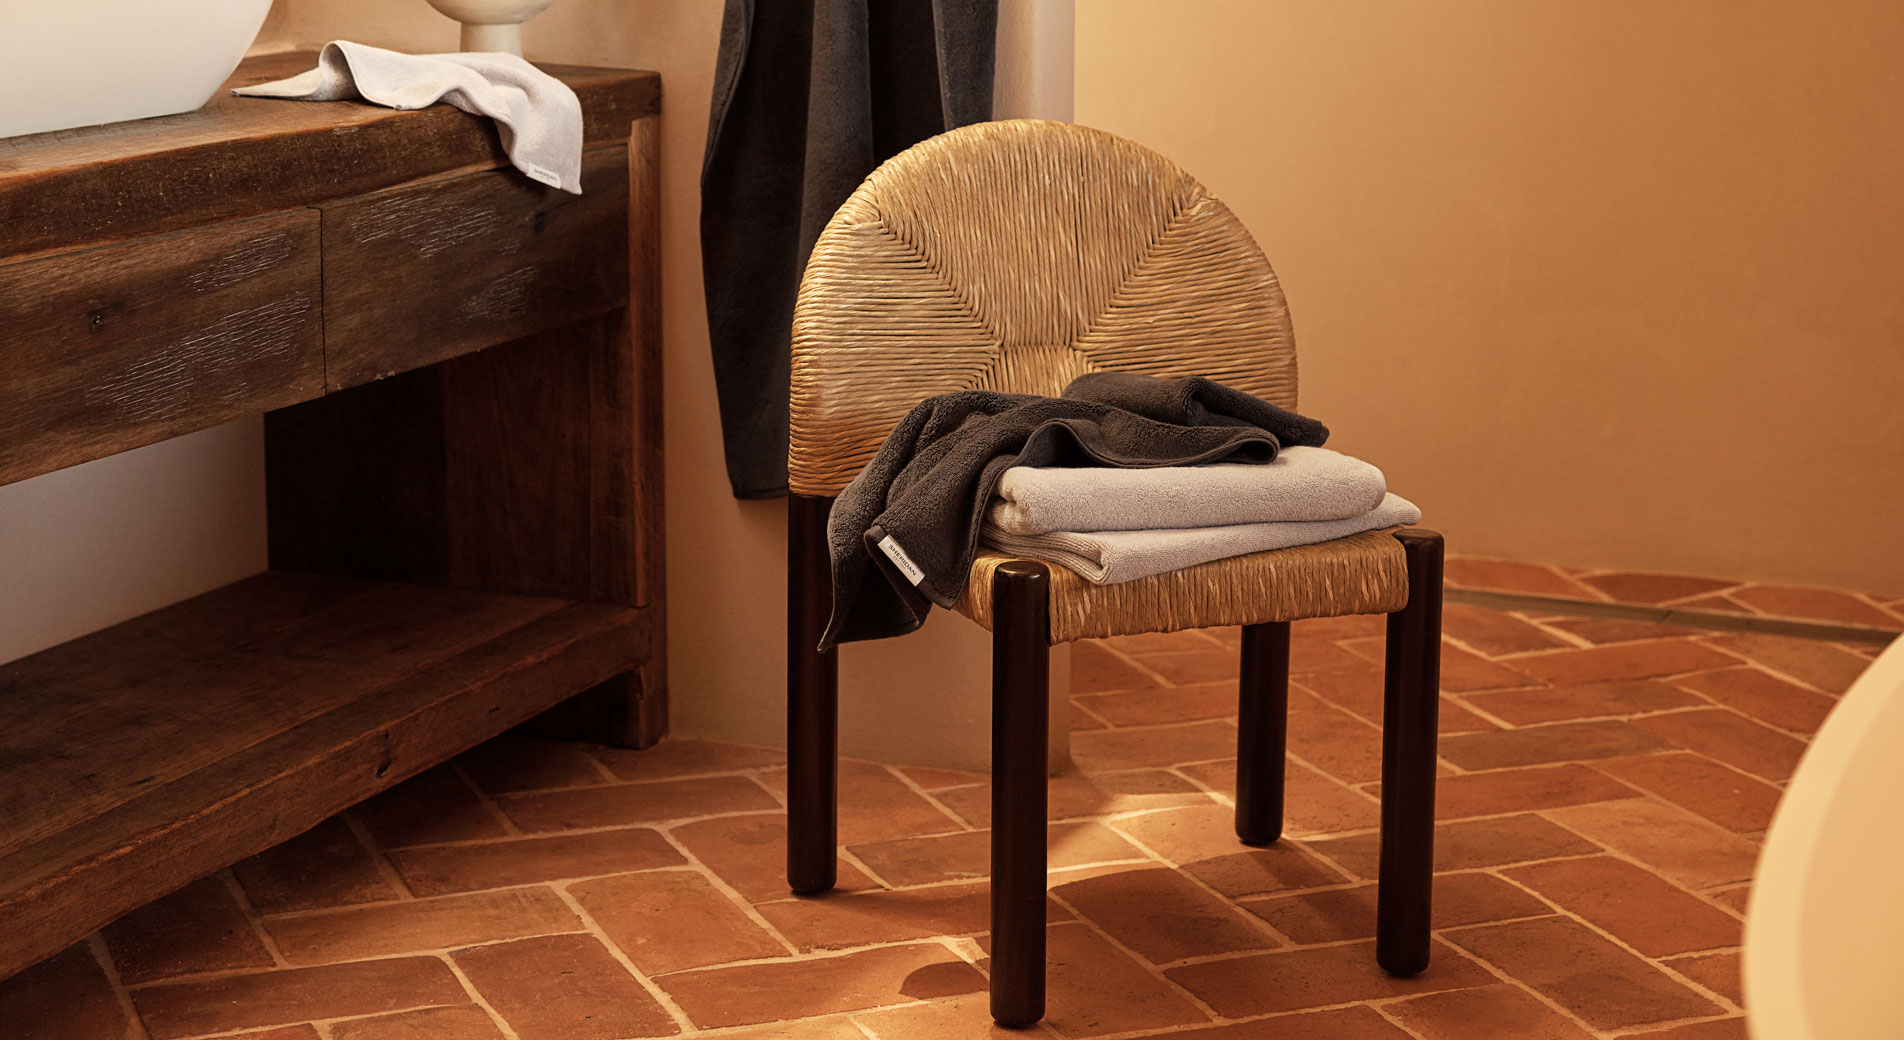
<box><xmin>4</xmin><ymin>568</ymin><xmax>1895</xmax><ymax>1040</ymax></box>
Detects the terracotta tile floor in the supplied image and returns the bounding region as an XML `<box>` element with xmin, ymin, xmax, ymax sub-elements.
<box><xmin>5</xmin><ymin>570</ymin><xmax>1899</xmax><ymax>1040</ymax></box>
<box><xmin>1444</xmin><ymin>554</ymin><xmax>1904</xmax><ymax>632</ymax></box>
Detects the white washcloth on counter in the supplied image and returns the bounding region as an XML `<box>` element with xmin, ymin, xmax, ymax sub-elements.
<box><xmin>233</xmin><ymin>41</ymin><xmax>583</xmax><ymax>193</ymax></box>
<box><xmin>982</xmin><ymin>493</ymin><xmax>1421</xmax><ymax>585</ymax></box>
<box><xmin>985</xmin><ymin>446</ymin><xmax>1387</xmax><ymax>536</ymax></box>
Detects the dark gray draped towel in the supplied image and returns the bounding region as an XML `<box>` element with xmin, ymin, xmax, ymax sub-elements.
<box><xmin>700</xmin><ymin>0</ymin><xmax>999</xmax><ymax>499</ymax></box>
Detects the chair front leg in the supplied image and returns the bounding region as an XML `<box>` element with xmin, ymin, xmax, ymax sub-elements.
<box><xmin>1235</xmin><ymin>621</ymin><xmax>1291</xmax><ymax>846</ymax></box>
<box><xmin>1377</xmin><ymin>528</ymin><xmax>1444</xmax><ymax>975</ymax></box>
<box><xmin>787</xmin><ymin>494</ymin><xmax>839</xmax><ymax>895</ymax></box>
<box><xmin>990</xmin><ymin>561</ymin><xmax>1051</xmax><ymax>1028</ymax></box>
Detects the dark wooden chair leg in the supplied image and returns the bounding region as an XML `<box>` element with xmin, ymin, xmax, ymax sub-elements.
<box><xmin>990</xmin><ymin>561</ymin><xmax>1050</xmax><ymax>1028</ymax></box>
<box><xmin>787</xmin><ymin>494</ymin><xmax>839</xmax><ymax>896</ymax></box>
<box><xmin>1377</xmin><ymin>529</ymin><xmax>1444</xmax><ymax>976</ymax></box>
<box><xmin>1235</xmin><ymin>621</ymin><xmax>1291</xmax><ymax>846</ymax></box>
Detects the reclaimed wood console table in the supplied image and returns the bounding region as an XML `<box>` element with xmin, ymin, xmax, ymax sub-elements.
<box><xmin>0</xmin><ymin>54</ymin><xmax>663</xmax><ymax>980</ymax></box>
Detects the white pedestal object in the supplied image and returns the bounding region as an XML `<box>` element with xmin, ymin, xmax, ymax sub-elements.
<box><xmin>423</xmin><ymin>0</ymin><xmax>556</xmax><ymax>56</ymax></box>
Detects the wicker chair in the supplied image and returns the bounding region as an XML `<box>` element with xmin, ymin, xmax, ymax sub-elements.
<box><xmin>785</xmin><ymin>120</ymin><xmax>1443</xmax><ymax>1027</ymax></box>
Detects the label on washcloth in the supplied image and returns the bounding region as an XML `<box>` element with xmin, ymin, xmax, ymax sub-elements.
<box><xmin>876</xmin><ymin>535</ymin><xmax>926</xmax><ymax>586</ymax></box>
<box><xmin>524</xmin><ymin>163</ymin><xmax>564</xmax><ymax>189</ymax></box>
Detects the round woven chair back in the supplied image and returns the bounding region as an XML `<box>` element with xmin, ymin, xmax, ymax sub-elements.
<box><xmin>789</xmin><ymin>119</ymin><xmax>1299</xmax><ymax>497</ymax></box>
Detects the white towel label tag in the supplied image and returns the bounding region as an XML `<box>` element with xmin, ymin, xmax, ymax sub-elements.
<box><xmin>524</xmin><ymin>163</ymin><xmax>564</xmax><ymax>189</ymax></box>
<box><xmin>876</xmin><ymin>535</ymin><xmax>926</xmax><ymax>586</ymax></box>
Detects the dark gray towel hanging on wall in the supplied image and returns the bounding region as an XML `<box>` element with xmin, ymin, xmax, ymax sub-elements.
<box><xmin>700</xmin><ymin>0</ymin><xmax>999</xmax><ymax>499</ymax></box>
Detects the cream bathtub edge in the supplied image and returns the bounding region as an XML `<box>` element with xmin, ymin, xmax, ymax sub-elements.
<box><xmin>1746</xmin><ymin>635</ymin><xmax>1904</xmax><ymax>1040</ymax></box>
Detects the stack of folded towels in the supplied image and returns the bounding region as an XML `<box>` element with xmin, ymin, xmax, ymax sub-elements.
<box><xmin>979</xmin><ymin>446</ymin><xmax>1420</xmax><ymax>584</ymax></box>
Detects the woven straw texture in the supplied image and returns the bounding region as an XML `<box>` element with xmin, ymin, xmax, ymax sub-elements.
<box><xmin>789</xmin><ymin>119</ymin><xmax>1299</xmax><ymax>497</ymax></box>
<box><xmin>954</xmin><ymin>529</ymin><xmax>1411</xmax><ymax>643</ymax></box>
<box><xmin>792</xmin><ymin>119</ymin><xmax>1413</xmax><ymax>639</ymax></box>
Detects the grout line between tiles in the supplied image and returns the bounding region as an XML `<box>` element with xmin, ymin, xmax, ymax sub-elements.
<box><xmin>373</xmin><ymin>809</ymin><xmax>827</xmax><ymax>854</ymax></box>
<box><xmin>1518</xmin><ymin>810</ymin><xmax>1755</xmax><ymax>925</ymax></box>
<box><xmin>439</xmin><ymin>760</ymin><xmax>523</xmax><ymax>838</ymax></box>
<box><xmin>1702</xmin><ymin>652</ymin><xmax>1851</xmax><ymax>700</ymax></box>
<box><xmin>1085</xmin><ymin>637</ymin><xmax>1186</xmax><ymax>690</ymax></box>
<box><xmin>1040</xmin><ymin>902</ymin><xmax>1230</xmax><ymax>1028</ymax></box>
<box><xmin>218</xmin><ymin>868</ymin><xmax>292</xmax><ymax>970</ymax></box>
<box><xmin>1368</xmin><ymin>1004</ymin><xmax>1436</xmax><ymax>1040</ymax></box>
<box><xmin>253</xmin><ymin>882</ymin><xmax>581</xmax><ymax>922</ymax></box>
<box><xmin>633</xmin><ymin>935</ymin><xmax>1010</xmax><ymax>976</ymax></box>
<box><xmin>159</xmin><ymin>998</ymin><xmax>471</xmax><ymax>1040</ymax></box>
<box><xmin>1069</xmin><ymin>697</ymin><xmax>1118</xmax><ymax>729</ymax></box>
<box><xmin>1482</xmin><ymin>878</ymin><xmax>1747</xmax><ymax>1020</ymax></box>
<box><xmin>1507</xmin><ymin>612</ymin><xmax>1600</xmax><ymax>650</ymax></box>
<box><xmin>1426</xmin><ymin>923</ymin><xmax>1620</xmax><ymax>1036</ymax></box>
<box><xmin>1161</xmin><ymin>764</ymin><xmax>1234</xmax><ymax>809</ymax></box>
<box><xmin>433</xmin><ymin>952</ymin><xmax>525</xmax><ymax>1040</ymax></box>
<box><xmin>834</xmin><ymin>843</ymin><xmax>899</xmax><ymax>890</ymax></box>
<box><xmin>1086</xmin><ymin>817</ymin><xmax>1299</xmax><ymax>952</ymax></box>
<box><xmin>544</xmin><ymin>884</ymin><xmax>699</xmax><ymax>1034</ymax></box>
<box><xmin>1601</xmin><ymin>1016</ymin><xmax>1749</xmax><ymax>1038</ymax></box>
<box><xmin>881</xmin><ymin>762</ymin><xmax>981</xmax><ymax>835</ymax></box>
<box><xmin>122</xmin><ymin>938</ymin><xmax>581</xmax><ymax>993</ymax></box>
<box><xmin>85</xmin><ymin>933</ymin><xmax>153</xmax><ymax>1040</ymax></box>
<box><xmin>573</xmin><ymin>744</ymin><xmax>628</xmax><ymax>784</ymax></box>
<box><xmin>338</xmin><ymin>812</ymin><xmax>419</xmax><ymax>902</ymax></box>
<box><xmin>1601</xmin><ymin>738</ymin><xmax>1801</xmax><ymax>813</ymax></box>
<box><xmin>476</xmin><ymin>768</ymin><xmax>788</xmax><ymax>803</ymax></box>
<box><xmin>646</xmin><ymin>831</ymin><xmax>803</xmax><ymax>956</ymax></box>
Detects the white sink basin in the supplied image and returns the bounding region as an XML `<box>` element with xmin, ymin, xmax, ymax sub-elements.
<box><xmin>0</xmin><ymin>0</ymin><xmax>275</xmax><ymax>139</ymax></box>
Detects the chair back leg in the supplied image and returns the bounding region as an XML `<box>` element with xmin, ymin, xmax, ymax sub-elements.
<box><xmin>1377</xmin><ymin>528</ymin><xmax>1444</xmax><ymax>975</ymax></box>
<box><xmin>1235</xmin><ymin>621</ymin><xmax>1292</xmax><ymax>845</ymax></box>
<box><xmin>788</xmin><ymin>494</ymin><xmax>840</xmax><ymax>895</ymax></box>
<box><xmin>990</xmin><ymin>560</ymin><xmax>1051</xmax><ymax>1027</ymax></box>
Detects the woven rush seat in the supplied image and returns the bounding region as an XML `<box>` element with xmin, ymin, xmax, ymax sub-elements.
<box><xmin>783</xmin><ymin>118</ymin><xmax>1445</xmax><ymax>1028</ymax></box>
<box><xmin>955</xmin><ymin>528</ymin><xmax>1411</xmax><ymax>643</ymax></box>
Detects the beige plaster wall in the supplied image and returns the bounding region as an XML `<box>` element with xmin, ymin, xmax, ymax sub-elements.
<box><xmin>0</xmin><ymin>423</ymin><xmax>268</xmax><ymax>664</ymax></box>
<box><xmin>1075</xmin><ymin>1</ymin><xmax>1904</xmax><ymax>594</ymax></box>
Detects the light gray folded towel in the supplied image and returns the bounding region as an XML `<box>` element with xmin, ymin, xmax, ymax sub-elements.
<box><xmin>981</xmin><ymin>493</ymin><xmax>1422</xmax><ymax>585</ymax></box>
<box><xmin>985</xmin><ymin>445</ymin><xmax>1388</xmax><ymax>535</ymax></box>
<box><xmin>233</xmin><ymin>41</ymin><xmax>583</xmax><ymax>193</ymax></box>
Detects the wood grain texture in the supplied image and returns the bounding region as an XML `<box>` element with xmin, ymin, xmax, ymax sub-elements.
<box><xmin>441</xmin><ymin>319</ymin><xmax>600</xmax><ymax>597</ymax></box>
<box><xmin>442</xmin><ymin>305</ymin><xmax>666</xmax><ymax>746</ymax></box>
<box><xmin>0</xmin><ymin>575</ymin><xmax>549</xmax><ymax>861</ymax></box>
<box><xmin>0</xmin><ymin>572</ymin><xmax>651</xmax><ymax>982</ymax></box>
<box><xmin>268</xmin><ymin>308</ymin><xmax>666</xmax><ymax>748</ymax></box>
<box><xmin>320</xmin><ymin>146</ymin><xmax>631</xmax><ymax>390</ymax></box>
<box><xmin>0</xmin><ymin>210</ymin><xmax>322</xmax><ymax>486</ymax></box>
<box><xmin>625</xmin><ymin>113</ymin><xmax>668</xmax><ymax>745</ymax></box>
<box><xmin>0</xmin><ymin>53</ymin><xmax>659</xmax><ymax>262</ymax></box>
<box><xmin>0</xmin><ymin>58</ymin><xmax>668</xmax><ymax>980</ymax></box>
<box><xmin>267</xmin><ymin>314</ymin><xmax>642</xmax><ymax>605</ymax></box>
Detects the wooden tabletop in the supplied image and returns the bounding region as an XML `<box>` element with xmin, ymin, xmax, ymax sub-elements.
<box><xmin>0</xmin><ymin>51</ymin><xmax>660</xmax><ymax>262</ymax></box>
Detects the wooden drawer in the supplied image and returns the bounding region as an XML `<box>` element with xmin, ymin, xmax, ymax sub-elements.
<box><xmin>0</xmin><ymin>211</ymin><xmax>323</xmax><ymax>486</ymax></box>
<box><xmin>321</xmin><ymin>145</ymin><xmax>632</xmax><ymax>391</ymax></box>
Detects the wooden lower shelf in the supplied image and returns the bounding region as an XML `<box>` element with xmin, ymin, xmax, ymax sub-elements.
<box><xmin>0</xmin><ymin>571</ymin><xmax>651</xmax><ymax>980</ymax></box>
